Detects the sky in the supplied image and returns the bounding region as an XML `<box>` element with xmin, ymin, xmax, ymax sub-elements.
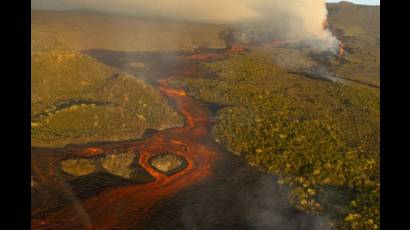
<box><xmin>326</xmin><ymin>0</ymin><xmax>380</xmax><ymax>5</ymax></box>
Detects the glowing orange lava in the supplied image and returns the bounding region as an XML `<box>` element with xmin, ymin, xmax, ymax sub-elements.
<box><xmin>329</xmin><ymin>26</ymin><xmax>346</xmax><ymax>58</ymax></box>
<box><xmin>157</xmin><ymin>80</ymin><xmax>187</xmax><ymax>97</ymax></box>
<box><xmin>79</xmin><ymin>147</ymin><xmax>104</xmax><ymax>157</ymax></box>
<box><xmin>338</xmin><ymin>42</ymin><xmax>345</xmax><ymax>57</ymax></box>
<box><xmin>32</xmin><ymin>76</ymin><xmax>219</xmax><ymax>229</ymax></box>
<box><xmin>229</xmin><ymin>43</ymin><xmax>244</xmax><ymax>54</ymax></box>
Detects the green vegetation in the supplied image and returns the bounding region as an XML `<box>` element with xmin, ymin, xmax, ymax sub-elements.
<box><xmin>60</xmin><ymin>158</ymin><xmax>96</xmax><ymax>176</ymax></box>
<box><xmin>327</xmin><ymin>2</ymin><xmax>379</xmax><ymax>38</ymax></box>
<box><xmin>31</xmin><ymin>4</ymin><xmax>379</xmax><ymax>228</ymax></box>
<box><xmin>100</xmin><ymin>151</ymin><xmax>138</xmax><ymax>179</ymax></box>
<box><xmin>31</xmin><ymin>10</ymin><xmax>229</xmax><ymax>148</ymax></box>
<box><xmin>31</xmin><ymin>37</ymin><xmax>182</xmax><ymax>147</ymax></box>
<box><xmin>250</xmin><ymin>3</ymin><xmax>380</xmax><ymax>88</ymax></box>
<box><xmin>182</xmin><ymin>53</ymin><xmax>379</xmax><ymax>229</ymax></box>
<box><xmin>60</xmin><ymin>149</ymin><xmax>149</xmax><ymax>181</ymax></box>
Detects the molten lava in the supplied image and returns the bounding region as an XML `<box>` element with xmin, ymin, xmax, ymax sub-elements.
<box><xmin>329</xmin><ymin>26</ymin><xmax>346</xmax><ymax>58</ymax></box>
<box><xmin>159</xmin><ymin>87</ymin><xmax>186</xmax><ymax>97</ymax></box>
<box><xmin>81</xmin><ymin>147</ymin><xmax>104</xmax><ymax>157</ymax></box>
<box><xmin>31</xmin><ymin>75</ymin><xmax>219</xmax><ymax>229</ymax></box>
<box><xmin>31</xmin><ymin>36</ymin><xmax>253</xmax><ymax>229</ymax></box>
<box><xmin>228</xmin><ymin>43</ymin><xmax>244</xmax><ymax>54</ymax></box>
<box><xmin>338</xmin><ymin>42</ymin><xmax>345</xmax><ymax>57</ymax></box>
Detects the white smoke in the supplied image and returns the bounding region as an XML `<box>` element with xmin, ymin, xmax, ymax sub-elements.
<box><xmin>32</xmin><ymin>0</ymin><xmax>340</xmax><ymax>51</ymax></box>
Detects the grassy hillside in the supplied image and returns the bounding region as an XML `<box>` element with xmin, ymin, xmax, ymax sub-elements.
<box><xmin>31</xmin><ymin>10</ymin><xmax>226</xmax><ymax>52</ymax></box>
<box><xmin>182</xmin><ymin>53</ymin><xmax>379</xmax><ymax>229</ymax></box>
<box><xmin>31</xmin><ymin>37</ymin><xmax>182</xmax><ymax>147</ymax></box>
<box><xmin>326</xmin><ymin>2</ymin><xmax>380</xmax><ymax>86</ymax></box>
<box><xmin>327</xmin><ymin>2</ymin><xmax>380</xmax><ymax>39</ymax></box>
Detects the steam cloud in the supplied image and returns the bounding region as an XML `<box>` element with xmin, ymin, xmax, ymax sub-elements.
<box><xmin>32</xmin><ymin>0</ymin><xmax>340</xmax><ymax>51</ymax></box>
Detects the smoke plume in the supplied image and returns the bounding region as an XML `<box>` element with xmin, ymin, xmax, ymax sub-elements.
<box><xmin>32</xmin><ymin>0</ymin><xmax>339</xmax><ymax>51</ymax></box>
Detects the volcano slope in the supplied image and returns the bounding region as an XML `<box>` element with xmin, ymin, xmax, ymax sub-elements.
<box><xmin>31</xmin><ymin>10</ymin><xmax>229</xmax><ymax>147</ymax></box>
<box><xmin>31</xmin><ymin>10</ymin><xmax>226</xmax><ymax>52</ymax></box>
<box><xmin>182</xmin><ymin>52</ymin><xmax>379</xmax><ymax>230</ymax></box>
<box><xmin>31</xmin><ymin>33</ymin><xmax>183</xmax><ymax>147</ymax></box>
<box><xmin>181</xmin><ymin>3</ymin><xmax>380</xmax><ymax>229</ymax></box>
<box><xmin>31</xmin><ymin>9</ymin><xmax>228</xmax><ymax>148</ymax></box>
<box><xmin>325</xmin><ymin>1</ymin><xmax>380</xmax><ymax>87</ymax></box>
<box><xmin>238</xmin><ymin>1</ymin><xmax>379</xmax><ymax>88</ymax></box>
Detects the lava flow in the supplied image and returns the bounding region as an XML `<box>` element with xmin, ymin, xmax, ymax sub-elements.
<box><xmin>31</xmin><ymin>74</ymin><xmax>220</xmax><ymax>229</ymax></box>
<box><xmin>328</xmin><ymin>25</ymin><xmax>346</xmax><ymax>58</ymax></box>
<box><xmin>338</xmin><ymin>42</ymin><xmax>345</xmax><ymax>57</ymax></box>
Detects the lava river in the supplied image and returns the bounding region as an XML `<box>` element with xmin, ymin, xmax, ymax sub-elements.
<box><xmin>31</xmin><ymin>76</ymin><xmax>220</xmax><ymax>229</ymax></box>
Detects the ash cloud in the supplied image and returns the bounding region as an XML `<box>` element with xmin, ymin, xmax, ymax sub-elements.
<box><xmin>32</xmin><ymin>0</ymin><xmax>339</xmax><ymax>51</ymax></box>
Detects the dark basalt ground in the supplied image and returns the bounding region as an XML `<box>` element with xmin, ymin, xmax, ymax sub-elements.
<box><xmin>32</xmin><ymin>149</ymin><xmax>156</xmax><ymax>218</ymax></box>
<box><xmin>141</xmin><ymin>152</ymin><xmax>334</xmax><ymax>230</ymax></box>
<box><xmin>31</xmin><ymin>184</ymin><xmax>73</xmax><ymax>219</ymax></box>
<box><xmin>66</xmin><ymin>172</ymin><xmax>153</xmax><ymax>200</ymax></box>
